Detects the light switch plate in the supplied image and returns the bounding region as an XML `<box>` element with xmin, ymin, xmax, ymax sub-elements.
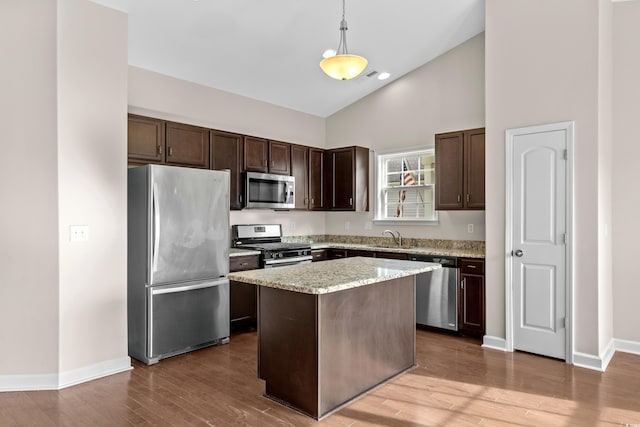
<box><xmin>70</xmin><ymin>225</ymin><xmax>89</xmax><ymax>242</ymax></box>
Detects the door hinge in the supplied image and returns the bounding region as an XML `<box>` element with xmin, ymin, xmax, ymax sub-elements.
<box><xmin>559</xmin><ymin>317</ymin><xmax>566</xmax><ymax>328</ymax></box>
<box><xmin>563</xmin><ymin>149</ymin><xmax>568</xmax><ymax>160</ymax></box>
<box><xmin>563</xmin><ymin>233</ymin><xmax>567</xmax><ymax>245</ymax></box>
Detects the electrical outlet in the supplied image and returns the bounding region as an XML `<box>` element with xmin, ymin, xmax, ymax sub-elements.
<box><xmin>290</xmin><ymin>221</ymin><xmax>296</xmax><ymax>232</ymax></box>
<box><xmin>467</xmin><ymin>224</ymin><xmax>474</xmax><ymax>233</ymax></box>
<box><xmin>344</xmin><ymin>221</ymin><xmax>350</xmax><ymax>231</ymax></box>
<box><xmin>70</xmin><ymin>225</ymin><xmax>89</xmax><ymax>242</ymax></box>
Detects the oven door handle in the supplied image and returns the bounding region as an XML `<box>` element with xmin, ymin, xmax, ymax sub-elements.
<box><xmin>264</xmin><ymin>256</ymin><xmax>313</xmax><ymax>266</ymax></box>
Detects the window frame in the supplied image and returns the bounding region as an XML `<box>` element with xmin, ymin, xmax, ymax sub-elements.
<box><xmin>373</xmin><ymin>146</ymin><xmax>439</xmax><ymax>225</ymax></box>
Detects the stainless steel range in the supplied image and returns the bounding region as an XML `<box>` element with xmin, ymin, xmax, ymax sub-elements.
<box><xmin>231</xmin><ymin>224</ymin><xmax>312</xmax><ymax>268</ymax></box>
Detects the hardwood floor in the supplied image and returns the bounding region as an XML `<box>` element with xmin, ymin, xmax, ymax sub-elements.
<box><xmin>1</xmin><ymin>330</ymin><xmax>639</xmax><ymax>426</ymax></box>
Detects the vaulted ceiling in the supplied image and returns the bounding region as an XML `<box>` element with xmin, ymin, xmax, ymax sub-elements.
<box><xmin>91</xmin><ymin>0</ymin><xmax>485</xmax><ymax>117</ymax></box>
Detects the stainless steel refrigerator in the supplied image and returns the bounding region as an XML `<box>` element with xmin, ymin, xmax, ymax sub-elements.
<box><xmin>128</xmin><ymin>164</ymin><xmax>230</xmax><ymax>365</ymax></box>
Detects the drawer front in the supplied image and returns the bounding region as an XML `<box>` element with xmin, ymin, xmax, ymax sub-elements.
<box><xmin>311</xmin><ymin>249</ymin><xmax>328</xmax><ymax>262</ymax></box>
<box><xmin>460</xmin><ymin>258</ymin><xmax>484</xmax><ymax>275</ymax></box>
<box><xmin>230</xmin><ymin>255</ymin><xmax>260</xmax><ymax>272</ymax></box>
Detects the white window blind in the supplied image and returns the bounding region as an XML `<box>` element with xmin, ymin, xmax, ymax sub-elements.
<box><xmin>375</xmin><ymin>149</ymin><xmax>437</xmax><ymax>223</ymax></box>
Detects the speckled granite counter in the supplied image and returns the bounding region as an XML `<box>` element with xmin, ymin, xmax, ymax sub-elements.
<box><xmin>282</xmin><ymin>235</ymin><xmax>485</xmax><ymax>259</ymax></box>
<box><xmin>228</xmin><ymin>257</ymin><xmax>440</xmax><ymax>295</ymax></box>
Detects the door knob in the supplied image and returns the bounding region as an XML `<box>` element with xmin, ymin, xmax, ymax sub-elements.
<box><xmin>513</xmin><ymin>249</ymin><xmax>524</xmax><ymax>257</ymax></box>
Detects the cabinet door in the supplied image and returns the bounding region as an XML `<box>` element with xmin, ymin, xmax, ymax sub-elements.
<box><xmin>244</xmin><ymin>136</ymin><xmax>268</xmax><ymax>172</ymax></box>
<box><xmin>211</xmin><ymin>130</ymin><xmax>244</xmax><ymax>210</ymax></box>
<box><xmin>269</xmin><ymin>140</ymin><xmax>291</xmax><ymax>175</ymax></box>
<box><xmin>165</xmin><ymin>122</ymin><xmax>210</xmax><ymax>168</ymax></box>
<box><xmin>435</xmin><ymin>131</ymin><xmax>464</xmax><ymax>210</ymax></box>
<box><xmin>128</xmin><ymin>114</ymin><xmax>165</xmax><ymax>164</ymax></box>
<box><xmin>375</xmin><ymin>251</ymin><xmax>408</xmax><ymax>260</ymax></box>
<box><xmin>329</xmin><ymin>148</ymin><xmax>355</xmax><ymax>209</ymax></box>
<box><xmin>291</xmin><ymin>145</ymin><xmax>309</xmax><ymax>209</ymax></box>
<box><xmin>459</xmin><ymin>273</ymin><xmax>485</xmax><ymax>337</ymax></box>
<box><xmin>464</xmin><ymin>128</ymin><xmax>485</xmax><ymax>209</ymax></box>
<box><xmin>230</xmin><ymin>255</ymin><xmax>260</xmax><ymax>333</ymax></box>
<box><xmin>309</xmin><ymin>148</ymin><xmax>324</xmax><ymax>210</ymax></box>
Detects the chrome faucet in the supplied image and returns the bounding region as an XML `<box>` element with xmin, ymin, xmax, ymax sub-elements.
<box><xmin>383</xmin><ymin>230</ymin><xmax>402</xmax><ymax>247</ymax></box>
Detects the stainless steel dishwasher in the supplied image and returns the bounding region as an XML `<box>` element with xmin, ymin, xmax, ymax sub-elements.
<box><xmin>408</xmin><ymin>255</ymin><xmax>459</xmax><ymax>331</ymax></box>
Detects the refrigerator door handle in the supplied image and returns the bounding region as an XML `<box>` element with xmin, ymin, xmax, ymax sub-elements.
<box><xmin>152</xmin><ymin>182</ymin><xmax>160</xmax><ymax>273</ymax></box>
<box><xmin>150</xmin><ymin>278</ymin><xmax>229</xmax><ymax>295</ymax></box>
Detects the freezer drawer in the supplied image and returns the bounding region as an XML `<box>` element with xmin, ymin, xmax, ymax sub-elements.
<box><xmin>148</xmin><ymin>278</ymin><xmax>229</xmax><ymax>362</ymax></box>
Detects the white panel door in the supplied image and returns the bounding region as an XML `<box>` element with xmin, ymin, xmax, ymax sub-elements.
<box><xmin>509</xmin><ymin>124</ymin><xmax>568</xmax><ymax>360</ymax></box>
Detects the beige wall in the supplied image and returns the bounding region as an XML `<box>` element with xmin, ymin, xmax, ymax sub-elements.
<box><xmin>485</xmin><ymin>0</ymin><xmax>604</xmax><ymax>355</ymax></box>
<box><xmin>325</xmin><ymin>34</ymin><xmax>486</xmax><ymax>241</ymax></box>
<box><xmin>0</xmin><ymin>0</ymin><xmax>60</xmax><ymax>377</ymax></box>
<box><xmin>612</xmin><ymin>0</ymin><xmax>640</xmax><ymax>342</ymax></box>
<box><xmin>127</xmin><ymin>67</ymin><xmax>327</xmax><ymax>234</ymax></box>
<box><xmin>0</xmin><ymin>0</ymin><xmax>129</xmax><ymax>388</ymax></box>
<box><xmin>57</xmin><ymin>0</ymin><xmax>129</xmax><ymax>374</ymax></box>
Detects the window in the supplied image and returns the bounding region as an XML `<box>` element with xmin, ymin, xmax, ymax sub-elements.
<box><xmin>374</xmin><ymin>148</ymin><xmax>437</xmax><ymax>223</ymax></box>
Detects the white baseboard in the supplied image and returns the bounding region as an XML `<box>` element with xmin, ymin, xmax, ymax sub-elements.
<box><xmin>58</xmin><ymin>356</ymin><xmax>132</xmax><ymax>389</ymax></box>
<box><xmin>573</xmin><ymin>339</ymin><xmax>615</xmax><ymax>372</ymax></box>
<box><xmin>0</xmin><ymin>372</ymin><xmax>59</xmax><ymax>392</ymax></box>
<box><xmin>614</xmin><ymin>338</ymin><xmax>640</xmax><ymax>356</ymax></box>
<box><xmin>0</xmin><ymin>357</ymin><xmax>132</xmax><ymax>392</ymax></box>
<box><xmin>482</xmin><ymin>335</ymin><xmax>508</xmax><ymax>351</ymax></box>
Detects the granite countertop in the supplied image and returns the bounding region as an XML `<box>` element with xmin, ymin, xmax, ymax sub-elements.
<box><xmin>309</xmin><ymin>242</ymin><xmax>484</xmax><ymax>259</ymax></box>
<box><xmin>229</xmin><ymin>247</ymin><xmax>261</xmax><ymax>257</ymax></box>
<box><xmin>228</xmin><ymin>257</ymin><xmax>441</xmax><ymax>295</ymax></box>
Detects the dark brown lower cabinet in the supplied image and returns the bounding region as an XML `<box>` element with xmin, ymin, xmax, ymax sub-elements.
<box><xmin>458</xmin><ymin>258</ymin><xmax>485</xmax><ymax>337</ymax></box>
<box><xmin>230</xmin><ymin>255</ymin><xmax>260</xmax><ymax>333</ymax></box>
<box><xmin>311</xmin><ymin>249</ymin><xmax>327</xmax><ymax>262</ymax></box>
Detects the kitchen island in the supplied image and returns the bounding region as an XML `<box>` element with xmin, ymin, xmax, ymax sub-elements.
<box><xmin>228</xmin><ymin>257</ymin><xmax>440</xmax><ymax>419</ymax></box>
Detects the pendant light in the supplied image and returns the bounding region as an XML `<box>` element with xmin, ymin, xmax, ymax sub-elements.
<box><xmin>319</xmin><ymin>0</ymin><xmax>368</xmax><ymax>80</ymax></box>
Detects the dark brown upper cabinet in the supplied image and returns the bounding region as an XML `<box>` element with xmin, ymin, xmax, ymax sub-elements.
<box><xmin>324</xmin><ymin>146</ymin><xmax>369</xmax><ymax>212</ymax></box>
<box><xmin>435</xmin><ymin>128</ymin><xmax>485</xmax><ymax>210</ymax></box>
<box><xmin>308</xmin><ymin>148</ymin><xmax>325</xmax><ymax>210</ymax></box>
<box><xmin>243</xmin><ymin>137</ymin><xmax>291</xmax><ymax>175</ymax></box>
<box><xmin>244</xmin><ymin>136</ymin><xmax>269</xmax><ymax>173</ymax></box>
<box><xmin>127</xmin><ymin>114</ymin><xmax>165</xmax><ymax>164</ymax></box>
<box><xmin>210</xmin><ymin>130</ymin><xmax>244</xmax><ymax>210</ymax></box>
<box><xmin>165</xmin><ymin>121</ymin><xmax>210</xmax><ymax>169</ymax></box>
<box><xmin>290</xmin><ymin>144</ymin><xmax>309</xmax><ymax>210</ymax></box>
<box><xmin>268</xmin><ymin>140</ymin><xmax>291</xmax><ymax>175</ymax></box>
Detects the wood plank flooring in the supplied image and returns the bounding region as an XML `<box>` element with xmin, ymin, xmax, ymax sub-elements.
<box><xmin>1</xmin><ymin>330</ymin><xmax>639</xmax><ymax>426</ymax></box>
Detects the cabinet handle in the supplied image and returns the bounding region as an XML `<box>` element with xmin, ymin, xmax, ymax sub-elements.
<box><xmin>466</xmin><ymin>265</ymin><xmax>476</xmax><ymax>269</ymax></box>
<box><xmin>239</xmin><ymin>195</ymin><xmax>243</xmax><ymax>204</ymax></box>
<box><xmin>349</xmin><ymin>197</ymin><xmax>353</xmax><ymax>206</ymax></box>
<box><xmin>264</xmin><ymin>160</ymin><xmax>268</xmax><ymax>167</ymax></box>
<box><xmin>310</xmin><ymin>198</ymin><xmax>314</xmax><ymax>204</ymax></box>
<box><xmin>240</xmin><ymin>262</ymin><xmax>248</xmax><ymax>266</ymax></box>
<box><xmin>157</xmin><ymin>145</ymin><xmax>162</xmax><ymax>155</ymax></box>
<box><xmin>467</xmin><ymin>194</ymin><xmax>470</xmax><ymax>203</ymax></box>
<box><xmin>168</xmin><ymin>146</ymin><xmax>173</xmax><ymax>157</ymax></box>
<box><xmin>461</xmin><ymin>278</ymin><xmax>465</xmax><ymax>290</ymax></box>
<box><xmin>457</xmin><ymin>194</ymin><xmax>461</xmax><ymax>203</ymax></box>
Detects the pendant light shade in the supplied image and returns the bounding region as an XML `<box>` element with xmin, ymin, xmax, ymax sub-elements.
<box><xmin>320</xmin><ymin>54</ymin><xmax>368</xmax><ymax>81</ymax></box>
<box><xmin>320</xmin><ymin>0</ymin><xmax>367</xmax><ymax>80</ymax></box>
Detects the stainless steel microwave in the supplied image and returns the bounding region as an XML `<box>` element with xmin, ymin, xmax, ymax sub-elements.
<box><xmin>245</xmin><ymin>172</ymin><xmax>295</xmax><ymax>209</ymax></box>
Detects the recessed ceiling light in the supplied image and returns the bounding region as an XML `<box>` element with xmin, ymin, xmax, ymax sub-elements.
<box><xmin>377</xmin><ymin>72</ymin><xmax>391</xmax><ymax>80</ymax></box>
<box><xmin>322</xmin><ymin>49</ymin><xmax>336</xmax><ymax>59</ymax></box>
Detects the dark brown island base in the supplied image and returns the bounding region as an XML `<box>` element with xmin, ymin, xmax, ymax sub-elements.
<box><xmin>228</xmin><ymin>257</ymin><xmax>441</xmax><ymax>420</ymax></box>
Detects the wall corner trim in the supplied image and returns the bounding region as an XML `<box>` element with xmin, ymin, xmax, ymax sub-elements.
<box><xmin>573</xmin><ymin>340</ymin><xmax>615</xmax><ymax>372</ymax></box>
<box><xmin>482</xmin><ymin>335</ymin><xmax>508</xmax><ymax>351</ymax></box>
<box><xmin>0</xmin><ymin>357</ymin><xmax>132</xmax><ymax>392</ymax></box>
